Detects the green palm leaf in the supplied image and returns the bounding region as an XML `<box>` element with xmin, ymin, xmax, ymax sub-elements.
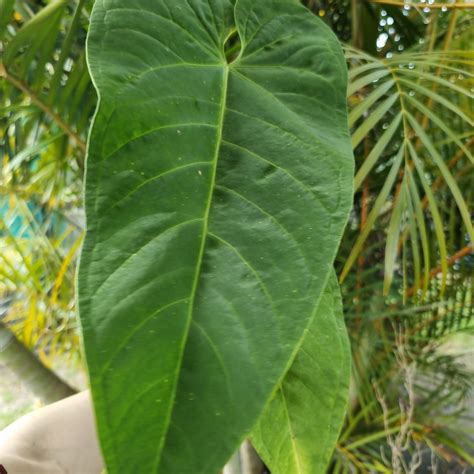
<box><xmin>342</xmin><ymin>46</ymin><xmax>473</xmax><ymax>296</ymax></box>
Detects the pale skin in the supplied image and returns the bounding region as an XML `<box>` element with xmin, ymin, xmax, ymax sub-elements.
<box><xmin>0</xmin><ymin>391</ymin><xmax>104</xmax><ymax>473</ymax></box>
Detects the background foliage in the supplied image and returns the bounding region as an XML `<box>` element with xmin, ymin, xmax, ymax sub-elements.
<box><xmin>0</xmin><ymin>0</ymin><xmax>472</xmax><ymax>472</ymax></box>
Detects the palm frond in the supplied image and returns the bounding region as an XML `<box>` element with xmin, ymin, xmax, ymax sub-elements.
<box><xmin>0</xmin><ymin>193</ymin><xmax>83</xmax><ymax>365</ymax></box>
<box><xmin>0</xmin><ymin>0</ymin><xmax>93</xmax><ymax>187</ymax></box>
<box><xmin>340</xmin><ymin>46</ymin><xmax>473</xmax><ymax>299</ymax></box>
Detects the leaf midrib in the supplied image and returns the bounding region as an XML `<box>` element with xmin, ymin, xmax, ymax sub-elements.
<box><xmin>152</xmin><ymin>61</ymin><xmax>230</xmax><ymax>470</ymax></box>
<box><xmin>272</xmin><ymin>285</ymin><xmax>349</xmax><ymax>474</ymax></box>
<box><xmin>280</xmin><ymin>385</ymin><xmax>304</xmax><ymax>474</ymax></box>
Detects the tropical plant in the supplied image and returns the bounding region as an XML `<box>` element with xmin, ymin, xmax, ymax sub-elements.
<box><xmin>332</xmin><ymin>4</ymin><xmax>474</xmax><ymax>472</ymax></box>
<box><xmin>79</xmin><ymin>1</ymin><xmax>353</xmax><ymax>472</ymax></box>
<box><xmin>0</xmin><ymin>0</ymin><xmax>91</xmax><ymax>401</ymax></box>
<box><xmin>0</xmin><ymin>0</ymin><xmax>472</xmax><ymax>473</ymax></box>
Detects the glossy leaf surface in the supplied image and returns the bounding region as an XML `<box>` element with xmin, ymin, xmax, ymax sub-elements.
<box><xmin>252</xmin><ymin>273</ymin><xmax>350</xmax><ymax>474</ymax></box>
<box><xmin>79</xmin><ymin>0</ymin><xmax>353</xmax><ymax>472</ymax></box>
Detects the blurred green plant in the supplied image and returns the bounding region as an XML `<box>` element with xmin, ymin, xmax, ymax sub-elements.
<box><xmin>0</xmin><ymin>0</ymin><xmax>91</xmax><ymax>391</ymax></box>
<box><xmin>0</xmin><ymin>0</ymin><xmax>472</xmax><ymax>472</ymax></box>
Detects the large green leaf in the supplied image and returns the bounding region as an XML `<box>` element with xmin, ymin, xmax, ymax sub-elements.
<box><xmin>79</xmin><ymin>1</ymin><xmax>353</xmax><ymax>473</ymax></box>
<box><xmin>252</xmin><ymin>272</ymin><xmax>350</xmax><ymax>474</ymax></box>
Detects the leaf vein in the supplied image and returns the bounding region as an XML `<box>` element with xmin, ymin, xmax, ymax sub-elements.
<box><xmin>216</xmin><ymin>184</ymin><xmax>312</xmax><ymax>272</ymax></box>
<box><xmin>191</xmin><ymin>320</ymin><xmax>233</xmax><ymax>400</ymax></box>
<box><xmin>221</xmin><ymin>139</ymin><xmax>331</xmax><ymax>212</ymax></box>
<box><xmin>100</xmin><ymin>298</ymin><xmax>189</xmax><ymax>376</ymax></box>
<box><xmin>92</xmin><ymin>218</ymin><xmax>204</xmax><ymax>299</ymax></box>
<box><xmin>104</xmin><ymin>123</ymin><xmax>217</xmax><ymax>162</ymax></box>
<box><xmin>207</xmin><ymin>231</ymin><xmax>276</xmax><ymax>311</ymax></box>
<box><xmin>107</xmin><ymin>162</ymin><xmax>213</xmax><ymax>213</ymax></box>
<box><xmin>105</xmin><ymin>8</ymin><xmax>218</xmax><ymax>59</ymax></box>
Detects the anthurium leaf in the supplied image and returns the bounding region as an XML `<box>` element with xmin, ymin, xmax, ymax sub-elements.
<box><xmin>252</xmin><ymin>272</ymin><xmax>351</xmax><ymax>474</ymax></box>
<box><xmin>79</xmin><ymin>1</ymin><xmax>353</xmax><ymax>473</ymax></box>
